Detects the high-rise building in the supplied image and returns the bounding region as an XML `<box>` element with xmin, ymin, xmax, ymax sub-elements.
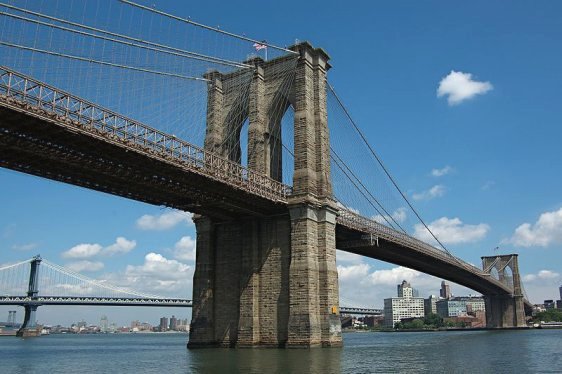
<box><xmin>544</xmin><ymin>300</ymin><xmax>555</xmax><ymax>309</ymax></box>
<box><xmin>440</xmin><ymin>281</ymin><xmax>451</xmax><ymax>299</ymax></box>
<box><xmin>6</xmin><ymin>310</ymin><xmax>17</xmax><ymax>326</ymax></box>
<box><xmin>384</xmin><ymin>280</ymin><xmax>425</xmax><ymax>327</ymax></box>
<box><xmin>424</xmin><ymin>295</ymin><xmax>439</xmax><ymax>316</ymax></box>
<box><xmin>100</xmin><ymin>315</ymin><xmax>109</xmax><ymax>333</ymax></box>
<box><xmin>169</xmin><ymin>315</ymin><xmax>178</xmax><ymax>331</ymax></box>
<box><xmin>559</xmin><ymin>285</ymin><xmax>562</xmax><ymax>300</ymax></box>
<box><xmin>159</xmin><ymin>317</ymin><xmax>168</xmax><ymax>332</ymax></box>
<box><xmin>397</xmin><ymin>280</ymin><xmax>413</xmax><ymax>298</ymax></box>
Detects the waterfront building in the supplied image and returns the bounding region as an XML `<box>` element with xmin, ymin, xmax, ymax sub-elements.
<box><xmin>100</xmin><ymin>315</ymin><xmax>109</xmax><ymax>333</ymax></box>
<box><xmin>436</xmin><ymin>297</ymin><xmax>485</xmax><ymax>318</ymax></box>
<box><xmin>384</xmin><ymin>280</ymin><xmax>425</xmax><ymax>327</ymax></box>
<box><xmin>170</xmin><ymin>316</ymin><xmax>178</xmax><ymax>331</ymax></box>
<box><xmin>159</xmin><ymin>317</ymin><xmax>168</xmax><ymax>332</ymax></box>
<box><xmin>424</xmin><ymin>295</ymin><xmax>439</xmax><ymax>316</ymax></box>
<box><xmin>440</xmin><ymin>281</ymin><xmax>451</xmax><ymax>299</ymax></box>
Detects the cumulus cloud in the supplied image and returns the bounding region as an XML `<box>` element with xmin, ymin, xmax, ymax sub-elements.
<box><xmin>431</xmin><ymin>166</ymin><xmax>453</xmax><ymax>177</ymax></box>
<box><xmin>373</xmin><ymin>207</ymin><xmax>407</xmax><ymax>225</ymax></box>
<box><xmin>412</xmin><ymin>185</ymin><xmax>446</xmax><ymax>201</ymax></box>
<box><xmin>104</xmin><ymin>237</ymin><xmax>137</xmax><ymax>256</ymax></box>
<box><xmin>173</xmin><ymin>236</ymin><xmax>196</xmax><ymax>262</ymax></box>
<box><xmin>369</xmin><ymin>266</ymin><xmax>424</xmax><ymax>286</ymax></box>
<box><xmin>119</xmin><ymin>253</ymin><xmax>193</xmax><ymax>295</ymax></box>
<box><xmin>66</xmin><ymin>260</ymin><xmax>105</xmax><ymax>273</ymax></box>
<box><xmin>62</xmin><ymin>243</ymin><xmax>103</xmax><ymax>259</ymax></box>
<box><xmin>521</xmin><ymin>270</ymin><xmax>561</xmax><ymax>303</ymax></box>
<box><xmin>136</xmin><ymin>210</ymin><xmax>193</xmax><ymax>231</ymax></box>
<box><xmin>505</xmin><ymin>207</ymin><xmax>562</xmax><ymax>248</ymax></box>
<box><xmin>437</xmin><ymin>70</ymin><xmax>493</xmax><ymax>105</ymax></box>
<box><xmin>61</xmin><ymin>237</ymin><xmax>136</xmax><ymax>259</ymax></box>
<box><xmin>414</xmin><ymin>217</ymin><xmax>489</xmax><ymax>245</ymax></box>
<box><xmin>337</xmin><ymin>263</ymin><xmax>371</xmax><ymax>281</ymax></box>
<box><xmin>523</xmin><ymin>270</ymin><xmax>560</xmax><ymax>282</ymax></box>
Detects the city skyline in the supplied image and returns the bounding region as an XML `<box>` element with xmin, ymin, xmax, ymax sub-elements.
<box><xmin>2</xmin><ymin>0</ymin><xmax>562</xmax><ymax>326</ymax></box>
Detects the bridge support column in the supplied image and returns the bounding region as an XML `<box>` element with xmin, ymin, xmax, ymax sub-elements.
<box><xmin>189</xmin><ymin>41</ymin><xmax>341</xmax><ymax>348</ymax></box>
<box><xmin>188</xmin><ymin>215</ymin><xmax>291</xmax><ymax>348</ymax></box>
<box><xmin>16</xmin><ymin>304</ymin><xmax>41</xmax><ymax>337</ymax></box>
<box><xmin>482</xmin><ymin>254</ymin><xmax>526</xmax><ymax>328</ymax></box>
<box><xmin>17</xmin><ymin>255</ymin><xmax>42</xmax><ymax>337</ymax></box>
<box><xmin>484</xmin><ymin>294</ymin><xmax>525</xmax><ymax>328</ymax></box>
<box><xmin>287</xmin><ymin>203</ymin><xmax>341</xmax><ymax>347</ymax></box>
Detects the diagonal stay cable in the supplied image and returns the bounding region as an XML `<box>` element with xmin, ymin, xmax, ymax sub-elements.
<box><xmin>0</xmin><ymin>41</ymin><xmax>209</xmax><ymax>81</ymax></box>
<box><xmin>328</xmin><ymin>84</ymin><xmax>454</xmax><ymax>256</ymax></box>
<box><xmin>330</xmin><ymin>146</ymin><xmax>407</xmax><ymax>233</ymax></box>
<box><xmin>0</xmin><ymin>2</ymin><xmax>251</xmax><ymax>69</ymax></box>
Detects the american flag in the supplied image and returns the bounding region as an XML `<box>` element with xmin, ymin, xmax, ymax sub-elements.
<box><xmin>253</xmin><ymin>42</ymin><xmax>267</xmax><ymax>51</ymax></box>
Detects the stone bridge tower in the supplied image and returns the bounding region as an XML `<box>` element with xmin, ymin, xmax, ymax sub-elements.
<box><xmin>188</xmin><ymin>42</ymin><xmax>342</xmax><ymax>348</ymax></box>
<box><xmin>481</xmin><ymin>254</ymin><xmax>526</xmax><ymax>328</ymax></box>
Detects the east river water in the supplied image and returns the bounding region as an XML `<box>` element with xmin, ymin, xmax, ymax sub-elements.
<box><xmin>1</xmin><ymin>329</ymin><xmax>561</xmax><ymax>373</ymax></box>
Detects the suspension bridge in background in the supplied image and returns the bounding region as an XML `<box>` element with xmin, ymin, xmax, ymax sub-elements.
<box><xmin>0</xmin><ymin>0</ymin><xmax>530</xmax><ymax>347</ymax></box>
<box><xmin>0</xmin><ymin>256</ymin><xmax>381</xmax><ymax>337</ymax></box>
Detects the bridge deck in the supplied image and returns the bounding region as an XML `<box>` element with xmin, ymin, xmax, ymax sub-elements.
<box><xmin>0</xmin><ymin>67</ymin><xmax>530</xmax><ymax>309</ymax></box>
<box><xmin>0</xmin><ymin>296</ymin><xmax>192</xmax><ymax>307</ymax></box>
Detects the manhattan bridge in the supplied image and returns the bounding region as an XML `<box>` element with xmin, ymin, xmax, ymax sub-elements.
<box><xmin>0</xmin><ymin>0</ymin><xmax>530</xmax><ymax>347</ymax></box>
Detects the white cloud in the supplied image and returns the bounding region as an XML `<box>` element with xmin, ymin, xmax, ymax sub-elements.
<box><xmin>521</xmin><ymin>270</ymin><xmax>561</xmax><ymax>303</ymax></box>
<box><xmin>523</xmin><ymin>270</ymin><xmax>560</xmax><ymax>282</ymax></box>
<box><xmin>173</xmin><ymin>236</ymin><xmax>196</xmax><ymax>262</ymax></box>
<box><xmin>61</xmin><ymin>237</ymin><xmax>136</xmax><ymax>259</ymax></box>
<box><xmin>505</xmin><ymin>207</ymin><xmax>562</xmax><ymax>248</ymax></box>
<box><xmin>119</xmin><ymin>253</ymin><xmax>193</xmax><ymax>295</ymax></box>
<box><xmin>369</xmin><ymin>266</ymin><xmax>424</xmax><ymax>286</ymax></box>
<box><xmin>136</xmin><ymin>210</ymin><xmax>193</xmax><ymax>231</ymax></box>
<box><xmin>412</xmin><ymin>185</ymin><xmax>446</xmax><ymax>201</ymax></box>
<box><xmin>11</xmin><ymin>242</ymin><xmax>39</xmax><ymax>251</ymax></box>
<box><xmin>373</xmin><ymin>207</ymin><xmax>407</xmax><ymax>225</ymax></box>
<box><xmin>66</xmin><ymin>260</ymin><xmax>105</xmax><ymax>273</ymax></box>
<box><xmin>103</xmin><ymin>237</ymin><xmax>136</xmax><ymax>256</ymax></box>
<box><xmin>437</xmin><ymin>70</ymin><xmax>493</xmax><ymax>105</ymax></box>
<box><xmin>431</xmin><ymin>166</ymin><xmax>453</xmax><ymax>177</ymax></box>
<box><xmin>62</xmin><ymin>243</ymin><xmax>103</xmax><ymax>259</ymax></box>
<box><xmin>414</xmin><ymin>217</ymin><xmax>489</xmax><ymax>245</ymax></box>
<box><xmin>337</xmin><ymin>263</ymin><xmax>371</xmax><ymax>281</ymax></box>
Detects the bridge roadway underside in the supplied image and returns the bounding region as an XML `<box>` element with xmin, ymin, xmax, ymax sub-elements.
<box><xmin>337</xmin><ymin>225</ymin><xmax>518</xmax><ymax>297</ymax></box>
<box><xmin>0</xmin><ymin>106</ymin><xmax>286</xmax><ymax>220</ymax></box>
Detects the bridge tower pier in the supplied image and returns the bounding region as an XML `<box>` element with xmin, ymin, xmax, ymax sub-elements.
<box><xmin>17</xmin><ymin>255</ymin><xmax>42</xmax><ymax>337</ymax></box>
<box><xmin>188</xmin><ymin>42</ymin><xmax>342</xmax><ymax>348</ymax></box>
<box><xmin>481</xmin><ymin>254</ymin><xmax>526</xmax><ymax>328</ymax></box>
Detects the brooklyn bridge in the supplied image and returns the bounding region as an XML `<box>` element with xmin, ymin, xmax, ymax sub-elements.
<box><xmin>0</xmin><ymin>0</ymin><xmax>530</xmax><ymax>347</ymax></box>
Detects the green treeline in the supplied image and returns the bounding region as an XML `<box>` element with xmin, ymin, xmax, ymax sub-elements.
<box><xmin>394</xmin><ymin>313</ymin><xmax>474</xmax><ymax>330</ymax></box>
<box><xmin>533</xmin><ymin>309</ymin><xmax>562</xmax><ymax>323</ymax></box>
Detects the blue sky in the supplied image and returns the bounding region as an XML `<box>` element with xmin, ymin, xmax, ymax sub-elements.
<box><xmin>1</xmin><ymin>0</ymin><xmax>562</xmax><ymax>326</ymax></box>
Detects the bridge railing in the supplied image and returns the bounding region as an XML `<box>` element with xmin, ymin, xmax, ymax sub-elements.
<box><xmin>337</xmin><ymin>209</ymin><xmax>484</xmax><ymax>274</ymax></box>
<box><xmin>0</xmin><ymin>66</ymin><xmax>293</xmax><ymax>203</ymax></box>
